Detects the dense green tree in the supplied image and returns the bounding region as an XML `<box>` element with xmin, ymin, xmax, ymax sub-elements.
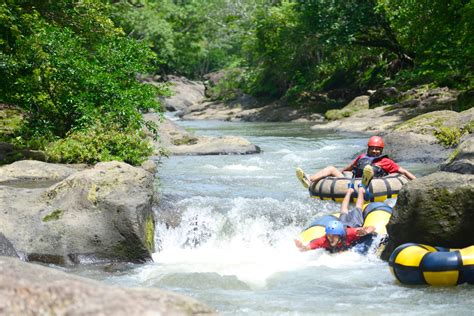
<box><xmin>109</xmin><ymin>0</ymin><xmax>270</xmax><ymax>77</ymax></box>
<box><xmin>0</xmin><ymin>0</ymin><xmax>163</xmax><ymax>164</ymax></box>
<box><xmin>380</xmin><ymin>0</ymin><xmax>473</xmax><ymax>87</ymax></box>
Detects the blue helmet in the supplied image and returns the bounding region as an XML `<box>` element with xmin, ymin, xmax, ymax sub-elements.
<box><xmin>325</xmin><ymin>220</ymin><xmax>346</xmax><ymax>237</ymax></box>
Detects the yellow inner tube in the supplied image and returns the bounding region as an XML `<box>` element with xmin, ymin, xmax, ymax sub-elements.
<box><xmin>297</xmin><ymin>202</ymin><xmax>392</xmax><ymax>254</ymax></box>
<box><xmin>389</xmin><ymin>243</ymin><xmax>474</xmax><ymax>286</ymax></box>
<box><xmin>309</xmin><ymin>173</ymin><xmax>408</xmax><ymax>203</ymax></box>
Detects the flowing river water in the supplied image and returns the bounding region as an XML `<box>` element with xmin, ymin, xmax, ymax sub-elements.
<box><xmin>69</xmin><ymin>119</ymin><xmax>472</xmax><ymax>315</ymax></box>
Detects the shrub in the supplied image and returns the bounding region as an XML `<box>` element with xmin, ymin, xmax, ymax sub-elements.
<box><xmin>434</xmin><ymin>126</ymin><xmax>468</xmax><ymax>148</ymax></box>
<box><xmin>45</xmin><ymin>124</ymin><xmax>154</xmax><ymax>166</ymax></box>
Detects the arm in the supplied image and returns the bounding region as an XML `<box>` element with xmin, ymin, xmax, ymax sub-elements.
<box><xmin>355</xmin><ymin>226</ymin><xmax>376</xmax><ymax>237</ymax></box>
<box><xmin>341</xmin><ymin>162</ymin><xmax>354</xmax><ymax>173</ymax></box>
<box><xmin>398</xmin><ymin>167</ymin><xmax>416</xmax><ymax>180</ymax></box>
<box><xmin>294</xmin><ymin>239</ymin><xmax>309</xmax><ymax>251</ymax></box>
<box><xmin>294</xmin><ymin>236</ymin><xmax>326</xmax><ymax>251</ymax></box>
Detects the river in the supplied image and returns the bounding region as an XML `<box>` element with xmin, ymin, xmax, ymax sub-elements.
<box><xmin>69</xmin><ymin>119</ymin><xmax>473</xmax><ymax>315</ymax></box>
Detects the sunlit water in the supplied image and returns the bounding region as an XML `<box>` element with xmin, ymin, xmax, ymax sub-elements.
<box><xmin>67</xmin><ymin>119</ymin><xmax>472</xmax><ymax>315</ymax></box>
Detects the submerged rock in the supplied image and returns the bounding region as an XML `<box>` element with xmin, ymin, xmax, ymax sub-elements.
<box><xmin>0</xmin><ymin>257</ymin><xmax>216</xmax><ymax>315</ymax></box>
<box><xmin>382</xmin><ymin>171</ymin><xmax>474</xmax><ymax>260</ymax></box>
<box><xmin>0</xmin><ymin>161</ymin><xmax>155</xmax><ymax>264</ymax></box>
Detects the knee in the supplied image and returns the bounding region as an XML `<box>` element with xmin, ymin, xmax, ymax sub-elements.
<box><xmin>324</xmin><ymin>166</ymin><xmax>338</xmax><ymax>173</ymax></box>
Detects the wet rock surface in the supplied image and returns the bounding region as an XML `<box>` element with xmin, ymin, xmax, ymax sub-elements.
<box><xmin>0</xmin><ymin>257</ymin><xmax>216</xmax><ymax>316</ymax></box>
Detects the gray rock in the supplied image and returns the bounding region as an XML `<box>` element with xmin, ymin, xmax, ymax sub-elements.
<box><xmin>382</xmin><ymin>172</ymin><xmax>474</xmax><ymax>260</ymax></box>
<box><xmin>0</xmin><ymin>161</ymin><xmax>155</xmax><ymax>264</ymax></box>
<box><xmin>161</xmin><ymin>76</ymin><xmax>205</xmax><ymax>112</ymax></box>
<box><xmin>0</xmin><ymin>232</ymin><xmax>18</xmax><ymax>257</ymax></box>
<box><xmin>170</xmin><ymin>135</ymin><xmax>261</xmax><ymax>156</ymax></box>
<box><xmin>369</xmin><ymin>87</ymin><xmax>399</xmax><ymax>107</ymax></box>
<box><xmin>382</xmin><ymin>132</ymin><xmax>451</xmax><ymax>163</ymax></box>
<box><xmin>455</xmin><ymin>88</ymin><xmax>474</xmax><ymax>112</ymax></box>
<box><xmin>0</xmin><ymin>160</ymin><xmax>77</xmax><ymax>183</ymax></box>
<box><xmin>0</xmin><ymin>257</ymin><xmax>216</xmax><ymax>315</ymax></box>
<box><xmin>441</xmin><ymin>135</ymin><xmax>474</xmax><ymax>174</ymax></box>
<box><xmin>141</xmin><ymin>159</ymin><xmax>157</xmax><ymax>174</ymax></box>
<box><xmin>145</xmin><ymin>115</ymin><xmax>261</xmax><ymax>155</ymax></box>
<box><xmin>325</xmin><ymin>95</ymin><xmax>369</xmax><ymax>121</ymax></box>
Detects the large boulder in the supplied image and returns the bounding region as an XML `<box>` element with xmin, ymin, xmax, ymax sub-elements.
<box><xmin>0</xmin><ymin>161</ymin><xmax>156</xmax><ymax>264</ymax></box>
<box><xmin>0</xmin><ymin>257</ymin><xmax>216</xmax><ymax>315</ymax></box>
<box><xmin>161</xmin><ymin>76</ymin><xmax>205</xmax><ymax>112</ymax></box>
<box><xmin>395</xmin><ymin>86</ymin><xmax>460</xmax><ymax>113</ymax></box>
<box><xmin>325</xmin><ymin>95</ymin><xmax>369</xmax><ymax>121</ymax></box>
<box><xmin>395</xmin><ymin>108</ymin><xmax>473</xmax><ymax>135</ymax></box>
<box><xmin>369</xmin><ymin>87</ymin><xmax>399</xmax><ymax>107</ymax></box>
<box><xmin>382</xmin><ymin>172</ymin><xmax>474</xmax><ymax>260</ymax></box>
<box><xmin>382</xmin><ymin>132</ymin><xmax>451</xmax><ymax>163</ymax></box>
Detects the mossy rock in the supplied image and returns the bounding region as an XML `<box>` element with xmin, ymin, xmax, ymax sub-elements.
<box><xmin>324</xmin><ymin>96</ymin><xmax>369</xmax><ymax>121</ymax></box>
<box><xmin>145</xmin><ymin>215</ymin><xmax>155</xmax><ymax>253</ymax></box>
<box><xmin>172</xmin><ymin>135</ymin><xmax>199</xmax><ymax>146</ymax></box>
<box><xmin>394</xmin><ymin>110</ymin><xmax>458</xmax><ymax>135</ymax></box>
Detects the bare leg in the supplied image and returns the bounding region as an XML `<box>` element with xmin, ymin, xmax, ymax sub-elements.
<box><xmin>356</xmin><ymin>186</ymin><xmax>366</xmax><ymax>210</ymax></box>
<box><xmin>308</xmin><ymin>166</ymin><xmax>344</xmax><ymax>183</ymax></box>
<box><xmin>340</xmin><ymin>187</ymin><xmax>354</xmax><ymax>214</ymax></box>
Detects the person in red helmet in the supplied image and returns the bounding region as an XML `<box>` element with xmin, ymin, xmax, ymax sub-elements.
<box><xmin>296</xmin><ymin>136</ymin><xmax>416</xmax><ymax>189</ymax></box>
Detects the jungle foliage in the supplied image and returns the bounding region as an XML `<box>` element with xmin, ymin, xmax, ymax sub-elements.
<box><xmin>110</xmin><ymin>0</ymin><xmax>472</xmax><ymax>100</ymax></box>
<box><xmin>1</xmin><ymin>0</ymin><xmax>472</xmax><ymax>164</ymax></box>
<box><xmin>0</xmin><ymin>0</ymin><xmax>164</xmax><ymax>164</ymax></box>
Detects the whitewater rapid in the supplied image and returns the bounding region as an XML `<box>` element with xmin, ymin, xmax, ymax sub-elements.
<box><xmin>69</xmin><ymin>120</ymin><xmax>472</xmax><ymax>315</ymax></box>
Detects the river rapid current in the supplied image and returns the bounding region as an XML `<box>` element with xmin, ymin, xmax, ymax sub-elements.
<box><xmin>70</xmin><ymin>120</ymin><xmax>473</xmax><ymax>315</ymax></box>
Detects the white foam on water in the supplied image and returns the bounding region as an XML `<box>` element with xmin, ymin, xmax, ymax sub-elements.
<box><xmin>150</xmin><ymin>194</ymin><xmax>371</xmax><ymax>289</ymax></box>
<box><xmin>281</xmin><ymin>153</ymin><xmax>305</xmax><ymax>163</ymax></box>
<box><xmin>201</xmin><ymin>164</ymin><xmax>220</xmax><ymax>170</ymax></box>
<box><xmin>223</xmin><ymin>164</ymin><xmax>263</xmax><ymax>171</ymax></box>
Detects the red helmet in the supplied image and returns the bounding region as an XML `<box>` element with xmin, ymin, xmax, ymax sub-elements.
<box><xmin>367</xmin><ymin>136</ymin><xmax>384</xmax><ymax>148</ymax></box>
